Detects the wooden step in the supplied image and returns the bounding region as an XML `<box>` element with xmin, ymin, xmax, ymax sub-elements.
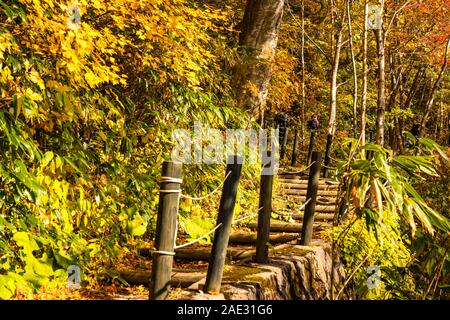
<box><xmin>278</xmin><ymin>177</ymin><xmax>338</xmax><ymax>182</ymax></box>
<box><xmin>278</xmin><ymin>178</ymin><xmax>339</xmax><ymax>185</ymax></box>
<box><xmin>274</xmin><ymin>201</ymin><xmax>336</xmax><ymax>213</ymax></box>
<box><xmin>276</xmin><ymin>204</ymin><xmax>336</xmax><ymax>213</ymax></box>
<box><xmin>291</xmin><ymin>213</ymin><xmax>334</xmax><ymax>220</ymax></box>
<box><xmin>276</xmin><ymin>196</ymin><xmax>337</xmax><ymax>206</ymax></box>
<box><xmin>279</xmin><ymin>183</ymin><xmax>339</xmax><ymax>190</ymax></box>
<box><xmin>138</xmin><ymin>246</ymin><xmax>254</xmax><ymax>261</ymax></box>
<box><xmin>228</xmin><ymin>231</ymin><xmax>298</xmax><ymax>244</ymax></box>
<box><xmin>281</xmin><ymin>195</ymin><xmax>337</xmax><ymax>201</ymax></box>
<box><xmin>246</xmin><ymin>222</ymin><xmax>329</xmax><ymax>233</ymax></box>
<box><xmin>247</xmin><ymin>222</ymin><xmax>302</xmax><ymax>233</ymax></box>
<box><xmin>278</xmin><ymin>174</ymin><xmax>309</xmax><ymax>179</ymax></box>
<box><xmin>119</xmin><ymin>270</ymin><xmax>205</xmax><ymax>287</ymax></box>
<box><xmin>279</xmin><ymin>189</ymin><xmax>338</xmax><ymax>197</ymax></box>
<box><xmin>311</xmin><ymin>205</ymin><xmax>336</xmax><ymax>213</ymax></box>
<box><xmin>271</xmin><ymin>212</ymin><xmax>334</xmax><ymax>220</ymax></box>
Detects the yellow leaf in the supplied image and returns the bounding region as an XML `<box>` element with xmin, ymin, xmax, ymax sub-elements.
<box><xmin>84</xmin><ymin>71</ymin><xmax>100</xmax><ymax>88</ymax></box>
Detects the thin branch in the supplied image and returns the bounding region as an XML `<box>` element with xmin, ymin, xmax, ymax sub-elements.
<box><xmin>384</xmin><ymin>0</ymin><xmax>412</xmax><ymax>40</ymax></box>
<box><xmin>285</xmin><ymin>1</ymin><xmax>332</xmax><ymax>65</ymax></box>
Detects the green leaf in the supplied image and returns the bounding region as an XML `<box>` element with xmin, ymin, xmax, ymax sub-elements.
<box><xmin>13</xmin><ymin>231</ymin><xmax>39</xmax><ymax>255</ymax></box>
<box><xmin>41</xmin><ymin>151</ymin><xmax>54</xmax><ymax>168</ymax></box>
<box><xmin>0</xmin><ymin>275</ymin><xmax>15</xmax><ymax>299</ymax></box>
<box><xmin>126</xmin><ymin>213</ymin><xmax>147</xmax><ymax>236</ymax></box>
<box><xmin>24</xmin><ymin>253</ymin><xmax>54</xmax><ymax>277</ymax></box>
<box><xmin>351</xmin><ymin>160</ymin><xmax>371</xmax><ymax>171</ymax></box>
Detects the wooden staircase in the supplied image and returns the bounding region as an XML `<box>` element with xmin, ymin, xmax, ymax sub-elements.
<box><xmin>273</xmin><ymin>174</ymin><xmax>340</xmax><ymax>223</ymax></box>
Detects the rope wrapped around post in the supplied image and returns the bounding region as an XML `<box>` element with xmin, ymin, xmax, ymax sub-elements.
<box><xmin>150</xmin><ymin>161</ymin><xmax>182</xmax><ymax>300</ymax></box>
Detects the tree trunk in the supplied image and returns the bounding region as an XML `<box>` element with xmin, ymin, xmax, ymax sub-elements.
<box><xmin>346</xmin><ymin>0</ymin><xmax>358</xmax><ymax>138</ymax></box>
<box><xmin>404</xmin><ymin>66</ymin><xmax>426</xmax><ymax>110</ymax></box>
<box><xmin>395</xmin><ymin>79</ymin><xmax>404</xmax><ymax>154</ymax></box>
<box><xmin>360</xmin><ymin>0</ymin><xmax>369</xmax><ymax>146</ymax></box>
<box><xmin>375</xmin><ymin>4</ymin><xmax>386</xmax><ymax>146</ymax></box>
<box><xmin>324</xmin><ymin>10</ymin><xmax>344</xmax><ymax>177</ymax></box>
<box><xmin>300</xmin><ymin>0</ymin><xmax>306</xmax><ymax>154</ymax></box>
<box><xmin>234</xmin><ymin>0</ymin><xmax>285</xmax><ymax>120</ymax></box>
<box><xmin>387</xmin><ymin>52</ymin><xmax>400</xmax><ymax>152</ymax></box>
<box><xmin>419</xmin><ymin>36</ymin><xmax>450</xmax><ymax>136</ymax></box>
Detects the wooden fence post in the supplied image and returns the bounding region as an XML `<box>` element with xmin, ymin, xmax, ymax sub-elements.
<box><xmin>300</xmin><ymin>151</ymin><xmax>322</xmax><ymax>246</ymax></box>
<box><xmin>323</xmin><ymin>134</ymin><xmax>333</xmax><ymax>178</ymax></box>
<box><xmin>306</xmin><ymin>130</ymin><xmax>317</xmax><ymax>165</ymax></box>
<box><xmin>256</xmin><ymin>152</ymin><xmax>274</xmax><ymax>263</ymax></box>
<box><xmin>204</xmin><ymin>156</ymin><xmax>243</xmax><ymax>293</ymax></box>
<box><xmin>149</xmin><ymin>161</ymin><xmax>182</xmax><ymax>300</ymax></box>
<box><xmin>291</xmin><ymin>129</ymin><xmax>298</xmax><ymax>167</ymax></box>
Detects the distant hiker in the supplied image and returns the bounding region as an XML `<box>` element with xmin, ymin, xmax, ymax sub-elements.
<box><xmin>275</xmin><ymin>113</ymin><xmax>289</xmax><ymax>159</ymax></box>
<box><xmin>406</xmin><ymin>123</ymin><xmax>420</xmax><ymax>148</ymax></box>
<box><xmin>306</xmin><ymin>114</ymin><xmax>319</xmax><ymax>165</ymax></box>
<box><xmin>307</xmin><ymin>114</ymin><xmax>319</xmax><ymax>130</ymax></box>
<box><xmin>411</xmin><ymin>123</ymin><xmax>420</xmax><ymax>137</ymax></box>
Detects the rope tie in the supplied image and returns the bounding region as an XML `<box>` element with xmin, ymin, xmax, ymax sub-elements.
<box><xmin>158</xmin><ymin>177</ymin><xmax>183</xmax><ymax>184</ymax></box>
<box><xmin>158</xmin><ymin>176</ymin><xmax>182</xmax><ymax>194</ymax></box>
<box><xmin>159</xmin><ymin>189</ymin><xmax>181</xmax><ymax>193</ymax></box>
<box><xmin>151</xmin><ymin>250</ymin><xmax>176</xmax><ymax>256</ymax></box>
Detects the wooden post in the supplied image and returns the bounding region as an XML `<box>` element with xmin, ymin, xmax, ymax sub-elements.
<box><xmin>204</xmin><ymin>156</ymin><xmax>243</xmax><ymax>293</ymax></box>
<box><xmin>306</xmin><ymin>130</ymin><xmax>317</xmax><ymax>165</ymax></box>
<box><xmin>256</xmin><ymin>152</ymin><xmax>274</xmax><ymax>263</ymax></box>
<box><xmin>291</xmin><ymin>129</ymin><xmax>298</xmax><ymax>167</ymax></box>
<box><xmin>300</xmin><ymin>151</ymin><xmax>322</xmax><ymax>245</ymax></box>
<box><xmin>323</xmin><ymin>134</ymin><xmax>333</xmax><ymax>178</ymax></box>
<box><xmin>282</xmin><ymin>127</ymin><xmax>289</xmax><ymax>160</ymax></box>
<box><xmin>149</xmin><ymin>161</ymin><xmax>182</xmax><ymax>300</ymax></box>
<box><xmin>338</xmin><ymin>197</ymin><xmax>348</xmax><ymax>223</ymax></box>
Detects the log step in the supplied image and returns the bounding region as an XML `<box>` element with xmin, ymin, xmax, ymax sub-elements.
<box><xmin>279</xmin><ymin>189</ymin><xmax>338</xmax><ymax>197</ymax></box>
<box><xmin>275</xmin><ymin>205</ymin><xmax>336</xmax><ymax>213</ymax></box>
<box><xmin>138</xmin><ymin>246</ymin><xmax>255</xmax><ymax>261</ymax></box>
<box><xmin>278</xmin><ymin>196</ymin><xmax>337</xmax><ymax>203</ymax></box>
<box><xmin>292</xmin><ymin>213</ymin><xmax>334</xmax><ymax>220</ymax></box>
<box><xmin>272</xmin><ymin>212</ymin><xmax>334</xmax><ymax>220</ymax></box>
<box><xmin>310</xmin><ymin>204</ymin><xmax>336</xmax><ymax>213</ymax></box>
<box><xmin>279</xmin><ymin>183</ymin><xmax>339</xmax><ymax>190</ymax></box>
<box><xmin>246</xmin><ymin>222</ymin><xmax>329</xmax><ymax>233</ymax></box>
<box><xmin>228</xmin><ymin>231</ymin><xmax>298</xmax><ymax>244</ymax></box>
<box><xmin>278</xmin><ymin>178</ymin><xmax>339</xmax><ymax>185</ymax></box>
<box><xmin>119</xmin><ymin>270</ymin><xmax>205</xmax><ymax>288</ymax></box>
<box><xmin>280</xmin><ymin>186</ymin><xmax>338</xmax><ymax>193</ymax></box>
<box><xmin>247</xmin><ymin>222</ymin><xmax>302</xmax><ymax>233</ymax></box>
